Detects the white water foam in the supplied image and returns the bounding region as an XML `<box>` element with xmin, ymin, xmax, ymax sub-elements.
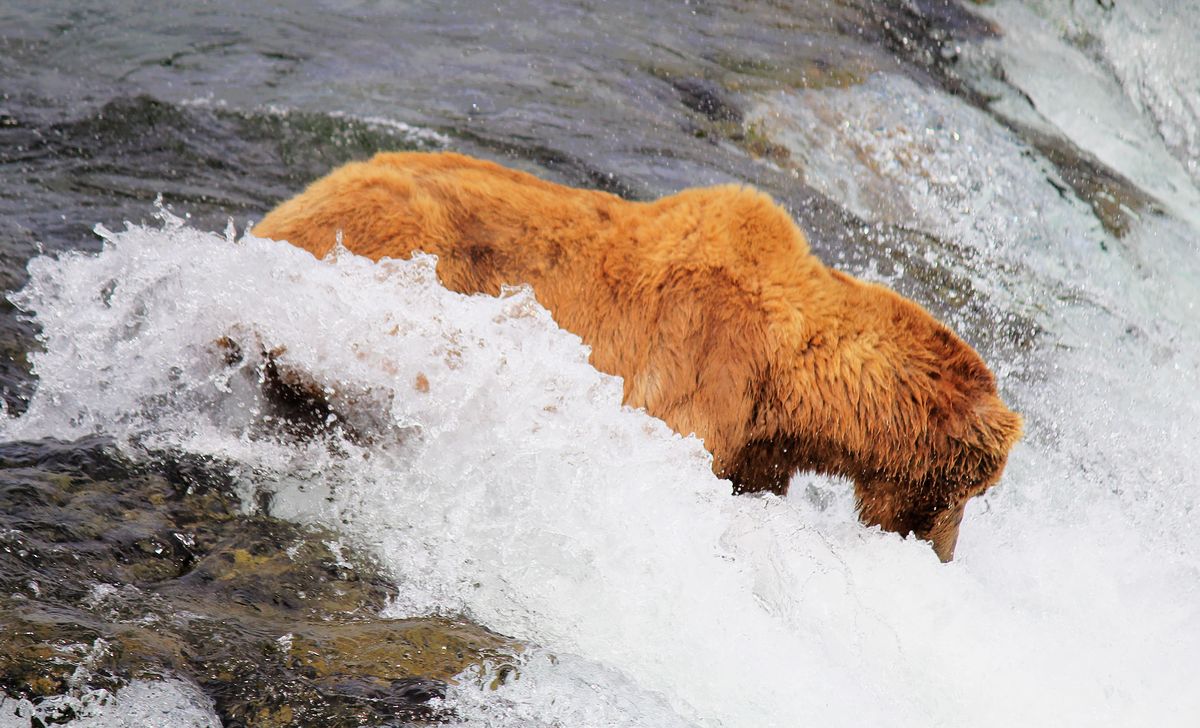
<box><xmin>967</xmin><ymin>0</ymin><xmax>1200</xmax><ymax>227</ymax></box>
<box><xmin>750</xmin><ymin>73</ymin><xmax>1120</xmax><ymax>314</ymax></box>
<box><xmin>5</xmin><ymin>171</ymin><xmax>1197</xmax><ymax>726</ymax></box>
<box><xmin>0</xmin><ymin>679</ymin><xmax>218</xmax><ymax>728</ymax></box>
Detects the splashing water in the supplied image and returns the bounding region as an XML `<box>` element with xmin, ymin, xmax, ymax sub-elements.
<box><xmin>6</xmin><ymin>154</ymin><xmax>1198</xmax><ymax>728</ymax></box>
<box><xmin>0</xmin><ymin>679</ymin><xmax>219</xmax><ymax>728</ymax></box>
<box><xmin>975</xmin><ymin>0</ymin><xmax>1200</xmax><ymax>212</ymax></box>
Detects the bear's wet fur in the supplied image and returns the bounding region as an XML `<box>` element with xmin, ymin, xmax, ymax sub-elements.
<box><xmin>255</xmin><ymin>151</ymin><xmax>1023</xmax><ymax>561</ymax></box>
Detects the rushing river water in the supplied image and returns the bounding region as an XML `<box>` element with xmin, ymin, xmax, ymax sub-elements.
<box><xmin>1</xmin><ymin>1</ymin><xmax>1197</xmax><ymax>726</ymax></box>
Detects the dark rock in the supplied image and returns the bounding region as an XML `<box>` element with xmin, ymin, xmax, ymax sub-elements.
<box><xmin>0</xmin><ymin>439</ymin><xmax>516</xmax><ymax>726</ymax></box>
<box><xmin>670</xmin><ymin>77</ymin><xmax>744</xmax><ymax>124</ymax></box>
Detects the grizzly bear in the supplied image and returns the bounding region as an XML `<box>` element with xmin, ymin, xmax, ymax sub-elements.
<box><xmin>255</xmin><ymin>151</ymin><xmax>1022</xmax><ymax>561</ymax></box>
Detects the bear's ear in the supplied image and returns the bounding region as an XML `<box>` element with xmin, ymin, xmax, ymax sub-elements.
<box><xmin>969</xmin><ymin>395</ymin><xmax>1024</xmax><ymax>453</ymax></box>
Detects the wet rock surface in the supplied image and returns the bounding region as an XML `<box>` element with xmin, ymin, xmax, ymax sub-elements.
<box><xmin>0</xmin><ymin>438</ymin><xmax>515</xmax><ymax>726</ymax></box>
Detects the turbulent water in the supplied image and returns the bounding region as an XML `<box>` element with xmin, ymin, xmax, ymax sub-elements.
<box><xmin>2</xmin><ymin>1</ymin><xmax>1198</xmax><ymax>727</ymax></box>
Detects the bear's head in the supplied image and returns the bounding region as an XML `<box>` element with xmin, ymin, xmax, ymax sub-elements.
<box><xmin>825</xmin><ymin>271</ymin><xmax>1023</xmax><ymax>561</ymax></box>
<box><xmin>738</xmin><ymin>268</ymin><xmax>1023</xmax><ymax>561</ymax></box>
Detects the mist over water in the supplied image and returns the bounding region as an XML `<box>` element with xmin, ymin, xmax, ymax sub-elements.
<box><xmin>3</xmin><ymin>0</ymin><xmax>1199</xmax><ymax>726</ymax></box>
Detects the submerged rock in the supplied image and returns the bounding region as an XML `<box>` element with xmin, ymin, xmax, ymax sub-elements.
<box><xmin>0</xmin><ymin>438</ymin><xmax>516</xmax><ymax>726</ymax></box>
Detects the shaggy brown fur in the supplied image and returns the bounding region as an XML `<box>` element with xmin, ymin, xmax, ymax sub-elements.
<box><xmin>255</xmin><ymin>151</ymin><xmax>1023</xmax><ymax>561</ymax></box>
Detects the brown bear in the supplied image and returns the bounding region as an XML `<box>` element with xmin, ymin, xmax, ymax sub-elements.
<box><xmin>254</xmin><ymin>151</ymin><xmax>1022</xmax><ymax>561</ymax></box>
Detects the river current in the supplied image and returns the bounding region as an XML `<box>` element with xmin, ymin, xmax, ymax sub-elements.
<box><xmin>1</xmin><ymin>2</ymin><xmax>1197</xmax><ymax>726</ymax></box>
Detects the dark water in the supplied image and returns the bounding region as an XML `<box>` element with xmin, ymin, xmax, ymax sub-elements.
<box><xmin>3</xmin><ymin>1</ymin><xmax>1191</xmax><ymax>725</ymax></box>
